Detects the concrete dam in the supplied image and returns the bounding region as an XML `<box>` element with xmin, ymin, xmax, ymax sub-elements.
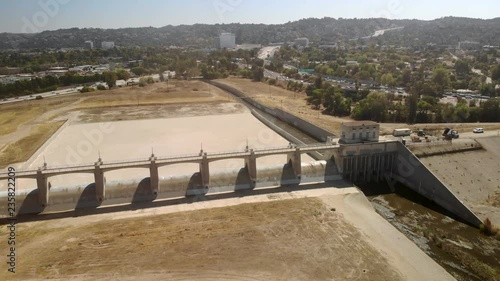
<box><xmin>0</xmin><ymin>81</ymin><xmax>484</xmax><ymax>228</ymax></box>
<box><xmin>0</xmin><ymin>140</ymin><xmax>483</xmax><ymax>227</ymax></box>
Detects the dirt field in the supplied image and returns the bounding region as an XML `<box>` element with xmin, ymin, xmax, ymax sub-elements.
<box><xmin>214</xmin><ymin>78</ymin><xmax>500</xmax><ymax>136</ymax></box>
<box><xmin>0</xmin><ymin>81</ymin><xmax>233</xmax><ymax>168</ymax></box>
<box><xmin>419</xmin><ymin>136</ymin><xmax>500</xmax><ymax>225</ymax></box>
<box><xmin>0</xmin><ymin>187</ymin><xmax>454</xmax><ymax>281</ymax></box>
<box><xmin>0</xmin><ymin>122</ymin><xmax>64</xmax><ymax>168</ymax></box>
<box><xmin>215</xmin><ymin>78</ymin><xmax>351</xmax><ymax>134</ymax></box>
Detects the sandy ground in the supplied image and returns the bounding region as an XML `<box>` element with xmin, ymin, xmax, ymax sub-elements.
<box><xmin>0</xmin><ymin>185</ymin><xmax>454</xmax><ymax>281</ymax></box>
<box><xmin>0</xmin><ymin>81</ymin><xmax>231</xmax><ymax>167</ymax></box>
<box><xmin>214</xmin><ymin>78</ymin><xmax>352</xmax><ymax>135</ymax></box>
<box><xmin>1</xmin><ymin>110</ymin><xmax>314</xmax><ymax>191</ymax></box>
<box><xmin>419</xmin><ymin>136</ymin><xmax>500</xmax><ymax>225</ymax></box>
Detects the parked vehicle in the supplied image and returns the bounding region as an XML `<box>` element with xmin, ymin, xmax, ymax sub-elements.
<box><xmin>473</xmin><ymin>128</ymin><xmax>484</xmax><ymax>133</ymax></box>
<box><xmin>393</xmin><ymin>128</ymin><xmax>411</xmax><ymax>137</ymax></box>
<box><xmin>443</xmin><ymin>128</ymin><xmax>459</xmax><ymax>140</ymax></box>
<box><xmin>416</xmin><ymin>130</ymin><xmax>427</xmax><ymax>137</ymax></box>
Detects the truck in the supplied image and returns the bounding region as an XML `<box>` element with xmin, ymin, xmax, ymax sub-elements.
<box><xmin>443</xmin><ymin>128</ymin><xmax>459</xmax><ymax>140</ymax></box>
<box><xmin>393</xmin><ymin>128</ymin><xmax>411</xmax><ymax>137</ymax></box>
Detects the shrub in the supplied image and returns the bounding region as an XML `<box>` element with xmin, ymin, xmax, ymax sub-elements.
<box><xmin>79</xmin><ymin>86</ymin><xmax>95</xmax><ymax>93</ymax></box>
<box><xmin>480</xmin><ymin>218</ymin><xmax>499</xmax><ymax>237</ymax></box>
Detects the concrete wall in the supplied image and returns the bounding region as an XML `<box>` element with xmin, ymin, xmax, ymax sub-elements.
<box><xmin>209</xmin><ymin>81</ymin><xmax>334</xmax><ymax>142</ymax></box>
<box><xmin>251</xmin><ymin>110</ymin><xmax>324</xmax><ymax>160</ymax></box>
<box><xmin>0</xmin><ymin>161</ymin><xmax>341</xmax><ymax>217</ymax></box>
<box><xmin>272</xmin><ymin>108</ymin><xmax>333</xmax><ymax>142</ymax></box>
<box><xmin>337</xmin><ymin>141</ymin><xmax>399</xmax><ymax>184</ymax></box>
<box><xmin>391</xmin><ymin>142</ymin><xmax>482</xmax><ymax>227</ymax></box>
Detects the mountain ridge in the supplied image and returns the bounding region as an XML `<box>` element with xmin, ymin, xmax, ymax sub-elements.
<box><xmin>0</xmin><ymin>17</ymin><xmax>498</xmax><ymax>50</ymax></box>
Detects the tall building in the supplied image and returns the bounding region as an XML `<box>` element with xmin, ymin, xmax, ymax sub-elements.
<box><xmin>84</xmin><ymin>40</ymin><xmax>94</xmax><ymax>50</ymax></box>
<box><xmin>101</xmin><ymin>41</ymin><xmax>115</xmax><ymax>50</ymax></box>
<box><xmin>217</xmin><ymin>33</ymin><xmax>236</xmax><ymax>49</ymax></box>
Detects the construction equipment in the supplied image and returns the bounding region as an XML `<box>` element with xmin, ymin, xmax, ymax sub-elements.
<box><xmin>443</xmin><ymin>128</ymin><xmax>459</xmax><ymax>140</ymax></box>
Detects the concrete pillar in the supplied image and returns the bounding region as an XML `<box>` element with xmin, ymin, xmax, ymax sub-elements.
<box><xmin>245</xmin><ymin>150</ymin><xmax>257</xmax><ymax>187</ymax></box>
<box><xmin>363</xmin><ymin>156</ymin><xmax>368</xmax><ymax>183</ymax></box>
<box><xmin>353</xmin><ymin>156</ymin><xmax>358</xmax><ymax>183</ymax></box>
<box><xmin>287</xmin><ymin>148</ymin><xmax>302</xmax><ymax>179</ymax></box>
<box><xmin>342</xmin><ymin>157</ymin><xmax>347</xmax><ymax>179</ymax></box>
<box><xmin>349</xmin><ymin>157</ymin><xmax>353</xmax><ymax>181</ymax></box>
<box><xmin>150</xmin><ymin>161</ymin><xmax>160</xmax><ymax>195</ymax></box>
<box><xmin>367</xmin><ymin>155</ymin><xmax>372</xmax><ymax>183</ymax></box>
<box><xmin>200</xmin><ymin>153</ymin><xmax>210</xmax><ymax>188</ymax></box>
<box><xmin>36</xmin><ymin>171</ymin><xmax>49</xmax><ymax>207</ymax></box>
<box><xmin>377</xmin><ymin>154</ymin><xmax>382</xmax><ymax>182</ymax></box>
<box><xmin>94</xmin><ymin>166</ymin><xmax>106</xmax><ymax>201</ymax></box>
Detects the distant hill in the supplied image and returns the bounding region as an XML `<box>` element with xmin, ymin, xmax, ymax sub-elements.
<box><xmin>0</xmin><ymin>17</ymin><xmax>499</xmax><ymax>50</ymax></box>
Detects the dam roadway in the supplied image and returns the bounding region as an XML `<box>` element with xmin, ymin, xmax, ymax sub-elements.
<box><xmin>0</xmin><ymin>143</ymin><xmax>338</xmax><ymax>207</ymax></box>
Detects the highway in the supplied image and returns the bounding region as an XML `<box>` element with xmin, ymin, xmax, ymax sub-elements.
<box><xmin>0</xmin><ymin>86</ymin><xmax>82</xmax><ymax>105</ymax></box>
<box><xmin>263</xmin><ymin>69</ymin><xmax>311</xmax><ymax>86</ymax></box>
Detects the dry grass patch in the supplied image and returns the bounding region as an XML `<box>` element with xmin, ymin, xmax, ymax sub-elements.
<box><xmin>0</xmin><ymin>99</ymin><xmax>74</xmax><ymax>136</ymax></box>
<box><xmin>0</xmin><ymin>198</ymin><xmax>403</xmax><ymax>280</ymax></box>
<box><xmin>0</xmin><ymin>121</ymin><xmax>64</xmax><ymax>168</ymax></box>
<box><xmin>215</xmin><ymin>78</ymin><xmax>351</xmax><ymax>135</ymax></box>
<box><xmin>76</xmin><ymin>81</ymin><xmax>225</xmax><ymax>110</ymax></box>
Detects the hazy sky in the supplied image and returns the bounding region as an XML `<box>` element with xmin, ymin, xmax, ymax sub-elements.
<box><xmin>0</xmin><ymin>0</ymin><xmax>498</xmax><ymax>33</ymax></box>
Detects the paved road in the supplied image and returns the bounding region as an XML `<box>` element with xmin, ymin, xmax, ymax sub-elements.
<box><xmin>460</xmin><ymin>130</ymin><xmax>500</xmax><ymax>139</ymax></box>
<box><xmin>257</xmin><ymin>46</ymin><xmax>280</xmax><ymax>60</ymax></box>
<box><xmin>0</xmin><ymin>86</ymin><xmax>81</xmax><ymax>105</ymax></box>
<box><xmin>264</xmin><ymin>69</ymin><xmax>310</xmax><ymax>86</ymax></box>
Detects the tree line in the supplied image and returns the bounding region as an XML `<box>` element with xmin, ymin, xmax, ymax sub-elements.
<box><xmin>302</xmin><ymin>76</ymin><xmax>500</xmax><ymax>123</ymax></box>
<box><xmin>0</xmin><ymin>70</ymin><xmax>127</xmax><ymax>98</ymax></box>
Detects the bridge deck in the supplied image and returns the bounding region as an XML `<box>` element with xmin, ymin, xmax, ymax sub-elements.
<box><xmin>0</xmin><ymin>144</ymin><xmax>339</xmax><ymax>180</ymax></box>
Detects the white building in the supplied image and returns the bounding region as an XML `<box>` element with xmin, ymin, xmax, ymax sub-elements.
<box><xmin>218</xmin><ymin>33</ymin><xmax>236</xmax><ymax>49</ymax></box>
<box><xmin>340</xmin><ymin>121</ymin><xmax>380</xmax><ymax>144</ymax></box>
<box><xmin>101</xmin><ymin>41</ymin><xmax>115</xmax><ymax>50</ymax></box>
<box><xmin>162</xmin><ymin>70</ymin><xmax>176</xmax><ymax>79</ymax></box>
<box><xmin>115</xmin><ymin>80</ymin><xmax>127</xmax><ymax>87</ymax></box>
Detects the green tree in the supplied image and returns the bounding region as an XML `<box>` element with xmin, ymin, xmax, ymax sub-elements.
<box><xmin>307</xmin><ymin>89</ymin><xmax>324</xmax><ymax>109</ymax></box>
<box><xmin>432</xmin><ymin>68</ymin><xmax>450</xmax><ymax>96</ymax></box>
<box><xmin>324</xmin><ymin>88</ymin><xmax>351</xmax><ymax>116</ymax></box>
<box><xmin>131</xmin><ymin>67</ymin><xmax>148</xmax><ymax>76</ymax></box>
<box><xmin>455</xmin><ymin>60</ymin><xmax>470</xmax><ymax>76</ymax></box>
<box><xmin>252</xmin><ymin>65</ymin><xmax>264</xmax><ymax>82</ymax></box>
<box><xmin>351</xmin><ymin>92</ymin><xmax>388</xmax><ymax>122</ymax></box>
<box><xmin>492</xmin><ymin>65</ymin><xmax>500</xmax><ymax>82</ymax></box>
<box><xmin>381</xmin><ymin>73</ymin><xmax>395</xmax><ymax>87</ymax></box>
<box><xmin>401</xmin><ymin>69</ymin><xmax>412</xmax><ymax>86</ymax></box>
<box><xmin>102</xmin><ymin>71</ymin><xmax>117</xmax><ymax>88</ymax></box>
<box><xmin>407</xmin><ymin>90</ymin><xmax>418</xmax><ymax>124</ymax></box>
<box><xmin>314</xmin><ymin>76</ymin><xmax>323</xmax><ymax>89</ymax></box>
<box><xmin>480</xmin><ymin>99</ymin><xmax>500</xmax><ymax>122</ymax></box>
<box><xmin>115</xmin><ymin>69</ymin><xmax>130</xmax><ymax>80</ymax></box>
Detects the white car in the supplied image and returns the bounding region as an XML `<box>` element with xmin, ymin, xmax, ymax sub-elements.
<box><xmin>473</xmin><ymin>128</ymin><xmax>484</xmax><ymax>133</ymax></box>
